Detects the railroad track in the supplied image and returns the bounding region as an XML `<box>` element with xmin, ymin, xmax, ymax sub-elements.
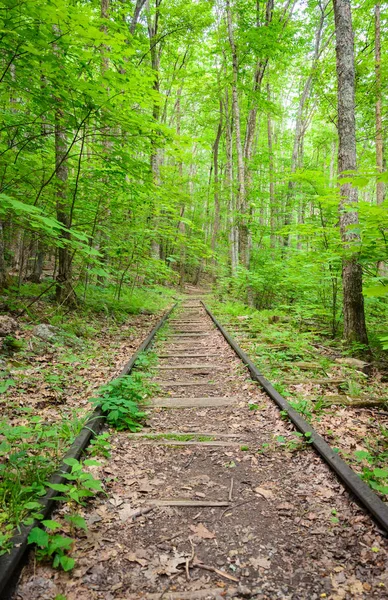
<box><xmin>4</xmin><ymin>296</ymin><xmax>388</xmax><ymax>599</ymax></box>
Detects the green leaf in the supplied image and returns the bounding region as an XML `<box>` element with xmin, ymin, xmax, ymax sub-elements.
<box><xmin>42</xmin><ymin>520</ymin><xmax>62</xmax><ymax>531</ymax></box>
<box><xmin>65</xmin><ymin>514</ymin><xmax>88</xmax><ymax>531</ymax></box>
<box><xmin>28</xmin><ymin>527</ymin><xmax>49</xmax><ymax>548</ymax></box>
<box><xmin>48</xmin><ymin>483</ymin><xmax>69</xmax><ymax>492</ymax></box>
<box><xmin>372</xmin><ymin>468</ymin><xmax>388</xmax><ymax>479</ymax></box>
<box><xmin>59</xmin><ymin>555</ymin><xmax>75</xmax><ymax>571</ymax></box>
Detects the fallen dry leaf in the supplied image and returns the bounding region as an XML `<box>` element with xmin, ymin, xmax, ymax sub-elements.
<box><xmin>126</xmin><ymin>552</ymin><xmax>147</xmax><ymax>567</ymax></box>
<box><xmin>138</xmin><ymin>480</ymin><xmax>153</xmax><ymax>493</ymax></box>
<box><xmin>254</xmin><ymin>487</ymin><xmax>274</xmax><ymax>499</ymax></box>
<box><xmin>189</xmin><ymin>523</ymin><xmax>216</xmax><ymax>539</ymax></box>
<box><xmin>157</xmin><ymin>551</ymin><xmax>187</xmax><ymax>575</ymax></box>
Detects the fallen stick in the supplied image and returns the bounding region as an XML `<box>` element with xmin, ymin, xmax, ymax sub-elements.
<box><xmin>229</xmin><ymin>478</ymin><xmax>234</xmax><ymax>502</ymax></box>
<box><xmin>130</xmin><ymin>506</ymin><xmax>155</xmax><ymax>520</ymax></box>
<box><xmin>192</xmin><ymin>560</ymin><xmax>239</xmax><ymax>583</ymax></box>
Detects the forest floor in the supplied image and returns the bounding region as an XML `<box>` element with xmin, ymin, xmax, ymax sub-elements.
<box><xmin>0</xmin><ymin>284</ymin><xmax>177</xmax><ymax>549</ymax></box>
<box><xmin>207</xmin><ymin>299</ymin><xmax>388</xmax><ymax>502</ymax></box>
<box><xmin>10</xmin><ymin>292</ymin><xmax>388</xmax><ymax>600</ymax></box>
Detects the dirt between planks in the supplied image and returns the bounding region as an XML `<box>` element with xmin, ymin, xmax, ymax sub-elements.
<box><xmin>14</xmin><ymin>301</ymin><xmax>388</xmax><ymax>600</ymax></box>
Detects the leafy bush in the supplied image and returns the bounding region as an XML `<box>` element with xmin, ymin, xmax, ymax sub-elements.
<box><xmin>92</xmin><ymin>371</ymin><xmax>156</xmax><ymax>431</ymax></box>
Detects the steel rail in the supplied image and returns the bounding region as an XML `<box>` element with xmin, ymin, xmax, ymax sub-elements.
<box><xmin>0</xmin><ymin>304</ymin><xmax>176</xmax><ymax>599</ymax></box>
<box><xmin>202</xmin><ymin>301</ymin><xmax>388</xmax><ymax>534</ymax></box>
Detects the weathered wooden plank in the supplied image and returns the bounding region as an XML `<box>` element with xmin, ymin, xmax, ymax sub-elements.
<box><xmin>152</xmin><ymin>397</ymin><xmax>236</xmax><ymax>408</ymax></box>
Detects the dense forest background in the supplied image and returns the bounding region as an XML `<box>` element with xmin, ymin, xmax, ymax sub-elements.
<box><xmin>0</xmin><ymin>0</ymin><xmax>387</xmax><ymax>350</ymax></box>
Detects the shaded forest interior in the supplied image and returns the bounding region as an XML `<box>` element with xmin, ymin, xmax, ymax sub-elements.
<box><xmin>0</xmin><ymin>0</ymin><xmax>387</xmax><ymax>347</ymax></box>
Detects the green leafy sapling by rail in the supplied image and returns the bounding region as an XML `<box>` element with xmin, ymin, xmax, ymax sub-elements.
<box><xmin>89</xmin><ymin>432</ymin><xmax>111</xmax><ymax>458</ymax></box>
<box><xmin>47</xmin><ymin>458</ymin><xmax>103</xmax><ymax>504</ymax></box>
<box><xmin>26</xmin><ymin>458</ymin><xmax>101</xmax><ymax>571</ymax></box>
<box><xmin>354</xmin><ymin>449</ymin><xmax>388</xmax><ymax>496</ymax></box>
<box><xmin>28</xmin><ymin>525</ymin><xmax>75</xmax><ymax>572</ymax></box>
<box><xmin>92</xmin><ymin>372</ymin><xmax>156</xmax><ymax>431</ymax></box>
<box><xmin>27</xmin><ymin>512</ymin><xmax>88</xmax><ymax>572</ymax></box>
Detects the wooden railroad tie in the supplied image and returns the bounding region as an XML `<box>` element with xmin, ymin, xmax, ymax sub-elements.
<box><xmin>152</xmin><ymin>396</ymin><xmax>237</xmax><ymax>408</ymax></box>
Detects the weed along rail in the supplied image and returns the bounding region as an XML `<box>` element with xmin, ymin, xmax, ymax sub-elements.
<box><xmin>0</xmin><ymin>305</ymin><xmax>175</xmax><ymax>599</ymax></box>
<box><xmin>6</xmin><ymin>298</ymin><xmax>388</xmax><ymax>599</ymax></box>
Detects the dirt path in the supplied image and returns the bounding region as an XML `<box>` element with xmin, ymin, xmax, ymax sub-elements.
<box><xmin>14</xmin><ymin>298</ymin><xmax>388</xmax><ymax>600</ymax></box>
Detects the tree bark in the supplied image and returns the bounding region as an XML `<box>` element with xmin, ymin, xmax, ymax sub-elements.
<box><xmin>0</xmin><ymin>221</ymin><xmax>7</xmax><ymax>290</ymax></box>
<box><xmin>53</xmin><ymin>28</ymin><xmax>76</xmax><ymax>306</ymax></box>
<box><xmin>130</xmin><ymin>0</ymin><xmax>147</xmax><ymax>34</ymax></box>
<box><xmin>55</xmin><ymin>106</ymin><xmax>74</xmax><ymax>305</ymax></box>
<box><xmin>267</xmin><ymin>83</ymin><xmax>276</xmax><ymax>249</ymax></box>
<box><xmin>333</xmin><ymin>0</ymin><xmax>368</xmax><ymax>345</ymax></box>
<box><xmin>147</xmin><ymin>0</ymin><xmax>162</xmax><ymax>259</ymax></box>
<box><xmin>211</xmin><ymin>101</ymin><xmax>223</xmax><ymax>258</ymax></box>
<box><xmin>244</xmin><ymin>0</ymin><xmax>274</xmax><ymax>164</ymax></box>
<box><xmin>224</xmin><ymin>91</ymin><xmax>238</xmax><ymax>276</ymax></box>
<box><xmin>375</xmin><ymin>2</ymin><xmax>384</xmax><ymax>207</ymax></box>
<box><xmin>226</xmin><ymin>0</ymin><xmax>248</xmax><ymax>268</ymax></box>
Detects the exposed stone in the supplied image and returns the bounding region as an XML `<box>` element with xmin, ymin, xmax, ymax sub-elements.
<box><xmin>0</xmin><ymin>315</ymin><xmax>18</xmax><ymax>337</ymax></box>
<box><xmin>32</xmin><ymin>324</ymin><xmax>59</xmax><ymax>342</ymax></box>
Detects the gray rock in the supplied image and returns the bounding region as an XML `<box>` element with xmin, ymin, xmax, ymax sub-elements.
<box><xmin>335</xmin><ymin>357</ymin><xmax>369</xmax><ymax>369</ymax></box>
<box><xmin>0</xmin><ymin>315</ymin><xmax>18</xmax><ymax>337</ymax></box>
<box><xmin>33</xmin><ymin>323</ymin><xmax>59</xmax><ymax>342</ymax></box>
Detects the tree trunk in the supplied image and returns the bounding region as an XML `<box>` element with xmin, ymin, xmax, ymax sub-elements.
<box><xmin>28</xmin><ymin>239</ymin><xmax>45</xmax><ymax>283</ymax></box>
<box><xmin>226</xmin><ymin>0</ymin><xmax>248</xmax><ymax>268</ymax></box>
<box><xmin>244</xmin><ymin>0</ymin><xmax>273</xmax><ymax>163</ymax></box>
<box><xmin>211</xmin><ymin>102</ymin><xmax>223</xmax><ymax>259</ymax></box>
<box><xmin>0</xmin><ymin>221</ymin><xmax>7</xmax><ymax>290</ymax></box>
<box><xmin>224</xmin><ymin>91</ymin><xmax>238</xmax><ymax>276</ymax></box>
<box><xmin>375</xmin><ymin>3</ymin><xmax>384</xmax><ymax>207</ymax></box>
<box><xmin>53</xmin><ymin>28</ymin><xmax>75</xmax><ymax>306</ymax></box>
<box><xmin>375</xmin><ymin>3</ymin><xmax>385</xmax><ymax>274</ymax></box>
<box><xmin>267</xmin><ymin>83</ymin><xmax>276</xmax><ymax>249</ymax></box>
<box><xmin>130</xmin><ymin>0</ymin><xmax>147</xmax><ymax>34</ymax></box>
<box><xmin>333</xmin><ymin>0</ymin><xmax>368</xmax><ymax>345</ymax></box>
<box><xmin>55</xmin><ymin>106</ymin><xmax>74</xmax><ymax>305</ymax></box>
<box><xmin>147</xmin><ymin>0</ymin><xmax>162</xmax><ymax>259</ymax></box>
<box><xmin>98</xmin><ymin>0</ymin><xmax>111</xmax><ymax>286</ymax></box>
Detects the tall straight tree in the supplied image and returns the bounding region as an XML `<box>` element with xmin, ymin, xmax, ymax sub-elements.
<box><xmin>332</xmin><ymin>0</ymin><xmax>368</xmax><ymax>344</ymax></box>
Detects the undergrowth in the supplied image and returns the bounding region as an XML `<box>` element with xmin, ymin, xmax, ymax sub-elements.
<box><xmin>0</xmin><ymin>413</ymin><xmax>86</xmax><ymax>554</ymax></box>
<box><xmin>209</xmin><ymin>295</ymin><xmax>388</xmax><ymax>500</ymax></box>
<box><xmin>92</xmin><ymin>351</ymin><xmax>158</xmax><ymax>431</ymax></box>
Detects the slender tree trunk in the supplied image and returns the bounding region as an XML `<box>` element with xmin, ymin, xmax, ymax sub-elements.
<box><xmin>28</xmin><ymin>239</ymin><xmax>45</xmax><ymax>283</ymax></box>
<box><xmin>244</xmin><ymin>0</ymin><xmax>273</xmax><ymax>163</ymax></box>
<box><xmin>211</xmin><ymin>101</ymin><xmax>223</xmax><ymax>260</ymax></box>
<box><xmin>226</xmin><ymin>0</ymin><xmax>248</xmax><ymax>267</ymax></box>
<box><xmin>224</xmin><ymin>91</ymin><xmax>238</xmax><ymax>276</ymax></box>
<box><xmin>98</xmin><ymin>0</ymin><xmax>111</xmax><ymax>286</ymax></box>
<box><xmin>0</xmin><ymin>221</ymin><xmax>7</xmax><ymax>290</ymax></box>
<box><xmin>176</xmin><ymin>86</ymin><xmax>186</xmax><ymax>288</ymax></box>
<box><xmin>333</xmin><ymin>0</ymin><xmax>368</xmax><ymax>345</ymax></box>
<box><xmin>55</xmin><ymin>106</ymin><xmax>74</xmax><ymax>305</ymax></box>
<box><xmin>375</xmin><ymin>3</ymin><xmax>386</xmax><ymax>274</ymax></box>
<box><xmin>53</xmin><ymin>28</ymin><xmax>75</xmax><ymax>306</ymax></box>
<box><xmin>375</xmin><ymin>3</ymin><xmax>384</xmax><ymax>207</ymax></box>
<box><xmin>130</xmin><ymin>0</ymin><xmax>147</xmax><ymax>34</ymax></box>
<box><xmin>267</xmin><ymin>84</ymin><xmax>276</xmax><ymax>249</ymax></box>
<box><xmin>147</xmin><ymin>0</ymin><xmax>162</xmax><ymax>259</ymax></box>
